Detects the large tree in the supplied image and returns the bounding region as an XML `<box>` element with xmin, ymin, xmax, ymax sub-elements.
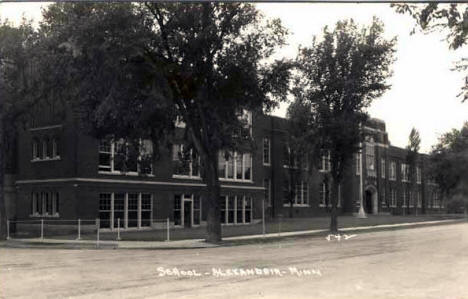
<box><xmin>284</xmin><ymin>100</ymin><xmax>318</xmax><ymax>218</ymax></box>
<box><xmin>35</xmin><ymin>3</ymin><xmax>291</xmax><ymax>243</ymax></box>
<box><xmin>393</xmin><ymin>3</ymin><xmax>468</xmax><ymax>102</ymax></box>
<box><xmin>0</xmin><ymin>20</ymin><xmax>47</xmax><ymax>240</ymax></box>
<box><xmin>293</xmin><ymin>18</ymin><xmax>396</xmax><ymax>233</ymax></box>
<box><xmin>429</xmin><ymin>122</ymin><xmax>468</xmax><ymax>212</ymax></box>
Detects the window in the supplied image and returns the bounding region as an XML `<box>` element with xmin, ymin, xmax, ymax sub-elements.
<box><xmin>432</xmin><ymin>191</ymin><xmax>440</xmax><ymax>208</ymax></box>
<box><xmin>402</xmin><ymin>187</ymin><xmax>407</xmax><ymax>207</ymax></box>
<box><xmin>31</xmin><ymin>191</ymin><xmax>59</xmax><ymax>217</ymax></box>
<box><xmin>52</xmin><ymin>138</ymin><xmax>60</xmax><ymax>158</ymax></box>
<box><xmin>355</xmin><ymin>153</ymin><xmax>361</xmax><ymax>175</ymax></box>
<box><xmin>99</xmin><ymin>192</ymin><xmax>152</xmax><ymax>229</ymax></box>
<box><xmin>416</xmin><ymin>167</ymin><xmax>421</xmax><ymax>184</ymax></box>
<box><xmin>380</xmin><ymin>187</ymin><xmax>386</xmax><ymax>207</ymax></box>
<box><xmin>220</xmin><ymin>195</ymin><xmax>252</xmax><ymax>224</ymax></box>
<box><xmin>238</xmin><ymin>110</ymin><xmax>252</xmax><ymax>138</ymax></box>
<box><xmin>319</xmin><ymin>151</ymin><xmax>331</xmax><ymax>172</ymax></box>
<box><xmin>319</xmin><ymin>181</ymin><xmax>329</xmax><ymax>207</ymax></box>
<box><xmin>264</xmin><ymin>179</ymin><xmax>271</xmax><ymax>207</ymax></box>
<box><xmin>218</xmin><ymin>151</ymin><xmax>252</xmax><ymax>181</ymax></box>
<box><xmin>32</xmin><ymin>139</ymin><xmax>40</xmax><ymax>160</ymax></box>
<box><xmin>294</xmin><ymin>181</ymin><xmax>309</xmax><ymax>206</ymax></box>
<box><xmin>390</xmin><ymin>188</ymin><xmax>397</xmax><ymax>207</ymax></box>
<box><xmin>401</xmin><ymin>163</ymin><xmax>409</xmax><ymax>182</ymax></box>
<box><xmin>381</xmin><ymin>159</ymin><xmax>386</xmax><ymax>179</ymax></box>
<box><xmin>417</xmin><ymin>191</ymin><xmax>422</xmax><ymax>208</ymax></box>
<box><xmin>283</xmin><ymin>180</ymin><xmax>290</xmax><ymax>206</ymax></box>
<box><xmin>42</xmin><ymin>138</ymin><xmax>49</xmax><ymax>159</ymax></box>
<box><xmin>173</xmin><ymin>144</ymin><xmax>200</xmax><ymax>178</ymax></box>
<box><xmin>389</xmin><ymin>161</ymin><xmax>396</xmax><ymax>181</ymax></box>
<box><xmin>366</xmin><ymin>142</ymin><xmax>376</xmax><ymax>177</ymax></box>
<box><xmin>409</xmin><ymin>191</ymin><xmax>414</xmax><ymax>207</ymax></box>
<box><xmin>263</xmin><ymin>138</ymin><xmax>271</xmax><ymax>165</ymax></box>
<box><xmin>98</xmin><ymin>138</ymin><xmax>153</xmax><ymax>175</ymax></box>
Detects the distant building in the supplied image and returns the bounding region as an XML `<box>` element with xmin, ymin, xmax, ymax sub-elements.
<box><xmin>5</xmin><ymin>109</ymin><xmax>443</xmax><ymax>231</ymax></box>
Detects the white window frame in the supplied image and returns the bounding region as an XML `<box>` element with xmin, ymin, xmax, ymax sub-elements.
<box><xmin>416</xmin><ymin>167</ymin><xmax>421</xmax><ymax>184</ymax></box>
<box><xmin>401</xmin><ymin>163</ymin><xmax>409</xmax><ymax>182</ymax></box>
<box><xmin>381</xmin><ymin>158</ymin><xmax>386</xmax><ymax>179</ymax></box>
<box><xmin>390</xmin><ymin>189</ymin><xmax>397</xmax><ymax>207</ymax></box>
<box><xmin>355</xmin><ymin>153</ymin><xmax>361</xmax><ymax>175</ymax></box>
<box><xmin>218</xmin><ymin>151</ymin><xmax>253</xmax><ymax>182</ymax></box>
<box><xmin>220</xmin><ymin>195</ymin><xmax>252</xmax><ymax>225</ymax></box>
<box><xmin>172</xmin><ymin>144</ymin><xmax>201</xmax><ymax>179</ymax></box>
<box><xmin>98</xmin><ymin>138</ymin><xmax>153</xmax><ymax>176</ymax></box>
<box><xmin>389</xmin><ymin>161</ymin><xmax>396</xmax><ymax>181</ymax></box>
<box><xmin>99</xmin><ymin>192</ymin><xmax>153</xmax><ymax>230</ymax></box>
<box><xmin>30</xmin><ymin>191</ymin><xmax>60</xmax><ymax>217</ymax></box>
<box><xmin>319</xmin><ymin>151</ymin><xmax>331</xmax><ymax>172</ymax></box>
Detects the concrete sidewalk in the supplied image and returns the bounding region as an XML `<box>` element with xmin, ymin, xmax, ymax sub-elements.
<box><xmin>2</xmin><ymin>217</ymin><xmax>464</xmax><ymax>249</ymax></box>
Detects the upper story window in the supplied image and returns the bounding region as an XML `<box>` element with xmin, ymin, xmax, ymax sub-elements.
<box><xmin>355</xmin><ymin>153</ymin><xmax>361</xmax><ymax>175</ymax></box>
<box><xmin>366</xmin><ymin>141</ymin><xmax>376</xmax><ymax>177</ymax></box>
<box><xmin>318</xmin><ymin>150</ymin><xmax>331</xmax><ymax>172</ymax></box>
<box><xmin>32</xmin><ymin>136</ymin><xmax>61</xmax><ymax>162</ymax></box>
<box><xmin>416</xmin><ymin>167</ymin><xmax>421</xmax><ymax>184</ymax></box>
<box><xmin>389</xmin><ymin>161</ymin><xmax>396</xmax><ymax>181</ymax></box>
<box><xmin>172</xmin><ymin>144</ymin><xmax>200</xmax><ymax>178</ymax></box>
<box><xmin>381</xmin><ymin>158</ymin><xmax>386</xmax><ymax>179</ymax></box>
<box><xmin>401</xmin><ymin>163</ymin><xmax>410</xmax><ymax>182</ymax></box>
<box><xmin>263</xmin><ymin>137</ymin><xmax>271</xmax><ymax>166</ymax></box>
<box><xmin>98</xmin><ymin>138</ymin><xmax>153</xmax><ymax>175</ymax></box>
<box><xmin>283</xmin><ymin>144</ymin><xmax>299</xmax><ymax>168</ymax></box>
<box><xmin>218</xmin><ymin>151</ymin><xmax>252</xmax><ymax>181</ymax></box>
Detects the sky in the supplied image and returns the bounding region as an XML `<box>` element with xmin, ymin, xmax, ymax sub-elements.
<box><xmin>1</xmin><ymin>2</ymin><xmax>467</xmax><ymax>153</ymax></box>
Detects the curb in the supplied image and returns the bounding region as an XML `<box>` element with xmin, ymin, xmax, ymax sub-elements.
<box><xmin>1</xmin><ymin>218</ymin><xmax>465</xmax><ymax>250</ymax></box>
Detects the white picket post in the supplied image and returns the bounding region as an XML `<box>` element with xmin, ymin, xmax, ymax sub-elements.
<box><xmin>40</xmin><ymin>219</ymin><xmax>44</xmax><ymax>240</ymax></box>
<box><xmin>117</xmin><ymin>218</ymin><xmax>121</xmax><ymax>241</ymax></box>
<box><xmin>166</xmin><ymin>218</ymin><xmax>170</xmax><ymax>242</ymax></box>
<box><xmin>96</xmin><ymin>218</ymin><xmax>100</xmax><ymax>248</ymax></box>
<box><xmin>77</xmin><ymin>219</ymin><xmax>81</xmax><ymax>240</ymax></box>
<box><xmin>262</xmin><ymin>198</ymin><xmax>266</xmax><ymax>237</ymax></box>
<box><xmin>6</xmin><ymin>219</ymin><xmax>10</xmax><ymax>240</ymax></box>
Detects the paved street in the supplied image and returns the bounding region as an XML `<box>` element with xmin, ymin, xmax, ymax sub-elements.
<box><xmin>1</xmin><ymin>222</ymin><xmax>468</xmax><ymax>299</ymax></box>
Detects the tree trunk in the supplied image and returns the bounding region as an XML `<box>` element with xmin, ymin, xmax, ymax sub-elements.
<box><xmin>329</xmin><ymin>180</ymin><xmax>339</xmax><ymax>233</ymax></box>
<box><xmin>203</xmin><ymin>154</ymin><xmax>222</xmax><ymax>243</ymax></box>
<box><xmin>0</xmin><ymin>118</ymin><xmax>6</xmax><ymax>240</ymax></box>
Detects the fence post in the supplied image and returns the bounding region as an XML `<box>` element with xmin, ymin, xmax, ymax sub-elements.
<box><xmin>96</xmin><ymin>218</ymin><xmax>100</xmax><ymax>248</ymax></box>
<box><xmin>278</xmin><ymin>214</ymin><xmax>282</xmax><ymax>237</ymax></box>
<box><xmin>6</xmin><ymin>219</ymin><xmax>10</xmax><ymax>240</ymax></box>
<box><xmin>77</xmin><ymin>219</ymin><xmax>81</xmax><ymax>240</ymax></box>
<box><xmin>166</xmin><ymin>218</ymin><xmax>170</xmax><ymax>242</ymax></box>
<box><xmin>117</xmin><ymin>218</ymin><xmax>121</xmax><ymax>241</ymax></box>
<box><xmin>262</xmin><ymin>198</ymin><xmax>266</xmax><ymax>237</ymax></box>
<box><xmin>40</xmin><ymin>219</ymin><xmax>44</xmax><ymax>240</ymax></box>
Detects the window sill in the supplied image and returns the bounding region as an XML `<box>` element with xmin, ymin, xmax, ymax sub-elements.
<box><xmin>263</xmin><ymin>163</ymin><xmax>271</xmax><ymax>167</ymax></box>
<box><xmin>283</xmin><ymin>204</ymin><xmax>310</xmax><ymax>208</ymax></box>
<box><xmin>318</xmin><ymin>169</ymin><xmax>330</xmax><ymax>173</ymax></box>
<box><xmin>29</xmin><ymin>214</ymin><xmax>60</xmax><ymax>218</ymax></box>
<box><xmin>219</xmin><ymin>178</ymin><xmax>253</xmax><ymax>183</ymax></box>
<box><xmin>31</xmin><ymin>157</ymin><xmax>61</xmax><ymax>163</ymax></box>
<box><xmin>98</xmin><ymin>171</ymin><xmax>154</xmax><ymax>177</ymax></box>
<box><xmin>172</xmin><ymin>175</ymin><xmax>202</xmax><ymax>180</ymax></box>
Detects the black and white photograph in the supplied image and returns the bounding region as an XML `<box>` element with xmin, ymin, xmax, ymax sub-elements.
<box><xmin>0</xmin><ymin>1</ymin><xmax>468</xmax><ymax>298</ymax></box>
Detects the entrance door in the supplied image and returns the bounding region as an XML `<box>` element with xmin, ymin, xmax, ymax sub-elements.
<box><xmin>365</xmin><ymin>190</ymin><xmax>373</xmax><ymax>214</ymax></box>
<box><xmin>184</xmin><ymin>201</ymin><xmax>192</xmax><ymax>228</ymax></box>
